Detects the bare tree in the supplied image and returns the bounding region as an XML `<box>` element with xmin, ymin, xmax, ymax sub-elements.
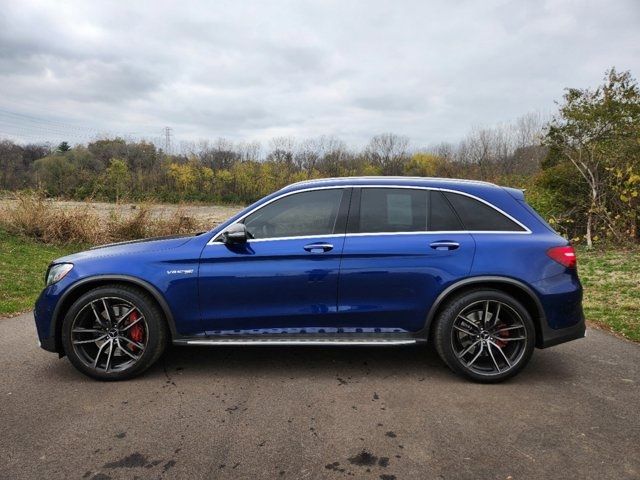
<box><xmin>365</xmin><ymin>133</ymin><xmax>410</xmax><ymax>175</ymax></box>
<box><xmin>267</xmin><ymin>136</ymin><xmax>296</xmax><ymax>166</ymax></box>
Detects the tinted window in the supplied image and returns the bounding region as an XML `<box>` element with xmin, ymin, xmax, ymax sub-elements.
<box><xmin>243</xmin><ymin>189</ymin><xmax>343</xmax><ymax>239</ymax></box>
<box><xmin>444</xmin><ymin>192</ymin><xmax>525</xmax><ymax>232</ymax></box>
<box><xmin>429</xmin><ymin>191</ymin><xmax>464</xmax><ymax>231</ymax></box>
<box><xmin>358</xmin><ymin>188</ymin><xmax>427</xmax><ymax>233</ymax></box>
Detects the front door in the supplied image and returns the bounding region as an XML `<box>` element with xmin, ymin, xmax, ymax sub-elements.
<box><xmin>198</xmin><ymin>188</ymin><xmax>350</xmax><ymax>334</ymax></box>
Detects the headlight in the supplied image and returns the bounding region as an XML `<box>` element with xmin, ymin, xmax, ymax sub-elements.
<box><xmin>46</xmin><ymin>263</ymin><xmax>74</xmax><ymax>286</ymax></box>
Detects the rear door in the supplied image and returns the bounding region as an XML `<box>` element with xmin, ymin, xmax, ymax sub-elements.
<box><xmin>336</xmin><ymin>187</ymin><xmax>475</xmax><ymax>332</ymax></box>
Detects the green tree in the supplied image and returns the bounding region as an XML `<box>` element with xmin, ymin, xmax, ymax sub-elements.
<box><xmin>57</xmin><ymin>141</ymin><xmax>71</xmax><ymax>153</ymax></box>
<box><xmin>544</xmin><ymin>68</ymin><xmax>640</xmax><ymax>247</ymax></box>
<box><xmin>33</xmin><ymin>155</ymin><xmax>76</xmax><ymax>196</ymax></box>
<box><xmin>104</xmin><ymin>158</ymin><xmax>131</xmax><ymax>203</ymax></box>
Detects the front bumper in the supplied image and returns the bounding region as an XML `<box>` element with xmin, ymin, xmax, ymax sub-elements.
<box><xmin>34</xmin><ymin>286</ymin><xmax>62</xmax><ymax>354</ymax></box>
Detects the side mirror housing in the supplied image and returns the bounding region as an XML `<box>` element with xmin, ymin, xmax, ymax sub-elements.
<box><xmin>221</xmin><ymin>223</ymin><xmax>248</xmax><ymax>244</ymax></box>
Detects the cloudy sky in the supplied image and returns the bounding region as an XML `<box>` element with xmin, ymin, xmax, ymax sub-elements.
<box><xmin>1</xmin><ymin>0</ymin><xmax>639</xmax><ymax>149</ymax></box>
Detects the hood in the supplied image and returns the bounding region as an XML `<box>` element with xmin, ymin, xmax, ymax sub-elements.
<box><xmin>53</xmin><ymin>234</ymin><xmax>198</xmax><ymax>264</ymax></box>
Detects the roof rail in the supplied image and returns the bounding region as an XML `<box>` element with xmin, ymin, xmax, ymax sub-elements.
<box><xmin>287</xmin><ymin>176</ymin><xmax>496</xmax><ymax>187</ymax></box>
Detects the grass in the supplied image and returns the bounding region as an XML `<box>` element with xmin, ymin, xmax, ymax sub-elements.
<box><xmin>1</xmin><ymin>229</ymin><xmax>638</xmax><ymax>343</ymax></box>
<box><xmin>0</xmin><ymin>230</ymin><xmax>82</xmax><ymax>315</ymax></box>
<box><xmin>577</xmin><ymin>247</ymin><xmax>640</xmax><ymax>342</ymax></box>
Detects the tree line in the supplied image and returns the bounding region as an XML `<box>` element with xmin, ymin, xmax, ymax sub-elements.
<box><xmin>1</xmin><ymin>68</ymin><xmax>638</xmax><ymax>246</ymax></box>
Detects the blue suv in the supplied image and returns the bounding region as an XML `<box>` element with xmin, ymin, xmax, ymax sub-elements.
<box><xmin>34</xmin><ymin>177</ymin><xmax>585</xmax><ymax>382</ymax></box>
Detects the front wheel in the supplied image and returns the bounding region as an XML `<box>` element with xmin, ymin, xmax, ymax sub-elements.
<box><xmin>61</xmin><ymin>285</ymin><xmax>167</xmax><ymax>381</ymax></box>
<box><xmin>433</xmin><ymin>289</ymin><xmax>535</xmax><ymax>383</ymax></box>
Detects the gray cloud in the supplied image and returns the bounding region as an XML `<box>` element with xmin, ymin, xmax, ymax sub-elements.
<box><xmin>0</xmin><ymin>0</ymin><xmax>639</xmax><ymax>148</ymax></box>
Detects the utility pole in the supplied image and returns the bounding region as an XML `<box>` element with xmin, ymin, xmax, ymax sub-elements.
<box><xmin>163</xmin><ymin>126</ymin><xmax>172</xmax><ymax>154</ymax></box>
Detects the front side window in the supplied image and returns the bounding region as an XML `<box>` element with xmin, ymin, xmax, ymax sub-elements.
<box><xmin>243</xmin><ymin>189</ymin><xmax>343</xmax><ymax>239</ymax></box>
<box><xmin>358</xmin><ymin>188</ymin><xmax>427</xmax><ymax>233</ymax></box>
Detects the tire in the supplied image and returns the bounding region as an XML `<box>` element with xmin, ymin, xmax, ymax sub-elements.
<box><xmin>433</xmin><ymin>289</ymin><xmax>535</xmax><ymax>383</ymax></box>
<box><xmin>61</xmin><ymin>285</ymin><xmax>168</xmax><ymax>381</ymax></box>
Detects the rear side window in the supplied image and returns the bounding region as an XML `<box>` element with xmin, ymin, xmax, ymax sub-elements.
<box><xmin>444</xmin><ymin>192</ymin><xmax>525</xmax><ymax>232</ymax></box>
<box><xmin>243</xmin><ymin>189</ymin><xmax>343</xmax><ymax>239</ymax></box>
<box><xmin>358</xmin><ymin>188</ymin><xmax>427</xmax><ymax>233</ymax></box>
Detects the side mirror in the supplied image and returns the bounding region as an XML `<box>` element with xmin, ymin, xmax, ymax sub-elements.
<box><xmin>221</xmin><ymin>223</ymin><xmax>248</xmax><ymax>244</ymax></box>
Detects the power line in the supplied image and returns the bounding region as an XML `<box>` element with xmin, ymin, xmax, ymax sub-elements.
<box><xmin>0</xmin><ymin>107</ymin><xmax>154</xmax><ymax>144</ymax></box>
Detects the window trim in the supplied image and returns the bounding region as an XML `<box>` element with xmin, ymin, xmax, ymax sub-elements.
<box><xmin>207</xmin><ymin>184</ymin><xmax>531</xmax><ymax>245</ymax></box>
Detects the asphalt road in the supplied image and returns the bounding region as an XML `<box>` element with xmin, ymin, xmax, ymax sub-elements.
<box><xmin>1</xmin><ymin>313</ymin><xmax>638</xmax><ymax>480</ymax></box>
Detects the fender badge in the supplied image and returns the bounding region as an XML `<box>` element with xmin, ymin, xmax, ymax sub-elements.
<box><xmin>166</xmin><ymin>269</ymin><xmax>194</xmax><ymax>275</ymax></box>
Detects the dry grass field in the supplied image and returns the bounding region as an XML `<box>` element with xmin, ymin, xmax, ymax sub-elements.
<box><xmin>0</xmin><ymin>198</ymin><xmax>242</xmax><ymax>227</ymax></box>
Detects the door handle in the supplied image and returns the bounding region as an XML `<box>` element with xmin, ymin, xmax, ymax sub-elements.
<box><xmin>303</xmin><ymin>242</ymin><xmax>334</xmax><ymax>253</ymax></box>
<box><xmin>430</xmin><ymin>241</ymin><xmax>460</xmax><ymax>251</ymax></box>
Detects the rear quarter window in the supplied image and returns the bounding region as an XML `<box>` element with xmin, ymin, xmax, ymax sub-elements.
<box><xmin>444</xmin><ymin>192</ymin><xmax>526</xmax><ymax>232</ymax></box>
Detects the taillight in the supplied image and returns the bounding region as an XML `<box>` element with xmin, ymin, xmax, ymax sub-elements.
<box><xmin>547</xmin><ymin>245</ymin><xmax>577</xmax><ymax>269</ymax></box>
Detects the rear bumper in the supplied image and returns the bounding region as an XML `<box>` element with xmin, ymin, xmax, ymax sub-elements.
<box><xmin>538</xmin><ymin>313</ymin><xmax>586</xmax><ymax>348</ymax></box>
<box><xmin>40</xmin><ymin>336</ymin><xmax>58</xmax><ymax>352</ymax></box>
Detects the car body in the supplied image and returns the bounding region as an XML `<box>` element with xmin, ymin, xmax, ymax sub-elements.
<box><xmin>34</xmin><ymin>177</ymin><xmax>585</xmax><ymax>381</ymax></box>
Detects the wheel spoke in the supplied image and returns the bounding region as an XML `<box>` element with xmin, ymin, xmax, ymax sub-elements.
<box><xmin>483</xmin><ymin>301</ymin><xmax>490</xmax><ymax>329</ymax></box>
<box><xmin>105</xmin><ymin>340</ymin><xmax>114</xmax><ymax>372</ymax></box>
<box><xmin>493</xmin><ymin>336</ymin><xmax>526</xmax><ymax>342</ymax></box>
<box><xmin>488</xmin><ymin>340</ymin><xmax>512</xmax><ymax>368</ymax></box>
<box><xmin>93</xmin><ymin>340</ymin><xmax>110</xmax><ymax>368</ymax></box>
<box><xmin>457</xmin><ymin>339</ymin><xmax>481</xmax><ymax>358</ymax></box>
<box><xmin>453</xmin><ymin>324</ymin><xmax>476</xmax><ymax>336</ymax></box>
<box><xmin>465</xmin><ymin>343</ymin><xmax>484</xmax><ymax>367</ymax></box>
<box><xmin>90</xmin><ymin>302</ymin><xmax>108</xmax><ymax>329</ymax></box>
<box><xmin>122</xmin><ymin>338</ymin><xmax>145</xmax><ymax>351</ymax></box>
<box><xmin>493</xmin><ymin>325</ymin><xmax>525</xmax><ymax>333</ymax></box>
<box><xmin>102</xmin><ymin>299</ymin><xmax>113</xmax><ymax>325</ymax></box>
<box><xmin>120</xmin><ymin>316</ymin><xmax>144</xmax><ymax>332</ymax></box>
<box><xmin>492</xmin><ymin>302</ymin><xmax>501</xmax><ymax>329</ymax></box>
<box><xmin>115</xmin><ymin>306</ymin><xmax>136</xmax><ymax>327</ymax></box>
<box><xmin>457</xmin><ymin>315</ymin><xmax>480</xmax><ymax>332</ymax></box>
<box><xmin>486</xmin><ymin>342</ymin><xmax>501</xmax><ymax>373</ymax></box>
<box><xmin>72</xmin><ymin>328</ymin><xmax>103</xmax><ymax>334</ymax></box>
<box><xmin>116</xmin><ymin>339</ymin><xmax>140</xmax><ymax>361</ymax></box>
<box><xmin>73</xmin><ymin>334</ymin><xmax>107</xmax><ymax>345</ymax></box>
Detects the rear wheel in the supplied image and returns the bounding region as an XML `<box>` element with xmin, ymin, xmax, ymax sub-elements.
<box><xmin>61</xmin><ymin>285</ymin><xmax>167</xmax><ymax>380</ymax></box>
<box><xmin>433</xmin><ymin>289</ymin><xmax>535</xmax><ymax>383</ymax></box>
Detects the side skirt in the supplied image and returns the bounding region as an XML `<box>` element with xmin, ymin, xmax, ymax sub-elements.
<box><xmin>173</xmin><ymin>333</ymin><xmax>424</xmax><ymax>347</ymax></box>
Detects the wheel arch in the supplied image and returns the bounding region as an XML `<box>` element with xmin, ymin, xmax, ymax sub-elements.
<box><xmin>50</xmin><ymin>275</ymin><xmax>177</xmax><ymax>355</ymax></box>
<box><xmin>421</xmin><ymin>276</ymin><xmax>546</xmax><ymax>348</ymax></box>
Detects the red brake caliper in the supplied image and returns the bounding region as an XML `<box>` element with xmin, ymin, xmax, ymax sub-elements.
<box><xmin>126</xmin><ymin>311</ymin><xmax>144</xmax><ymax>351</ymax></box>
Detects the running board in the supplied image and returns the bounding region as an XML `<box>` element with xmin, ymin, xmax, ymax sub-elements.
<box><xmin>174</xmin><ymin>337</ymin><xmax>419</xmax><ymax>346</ymax></box>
